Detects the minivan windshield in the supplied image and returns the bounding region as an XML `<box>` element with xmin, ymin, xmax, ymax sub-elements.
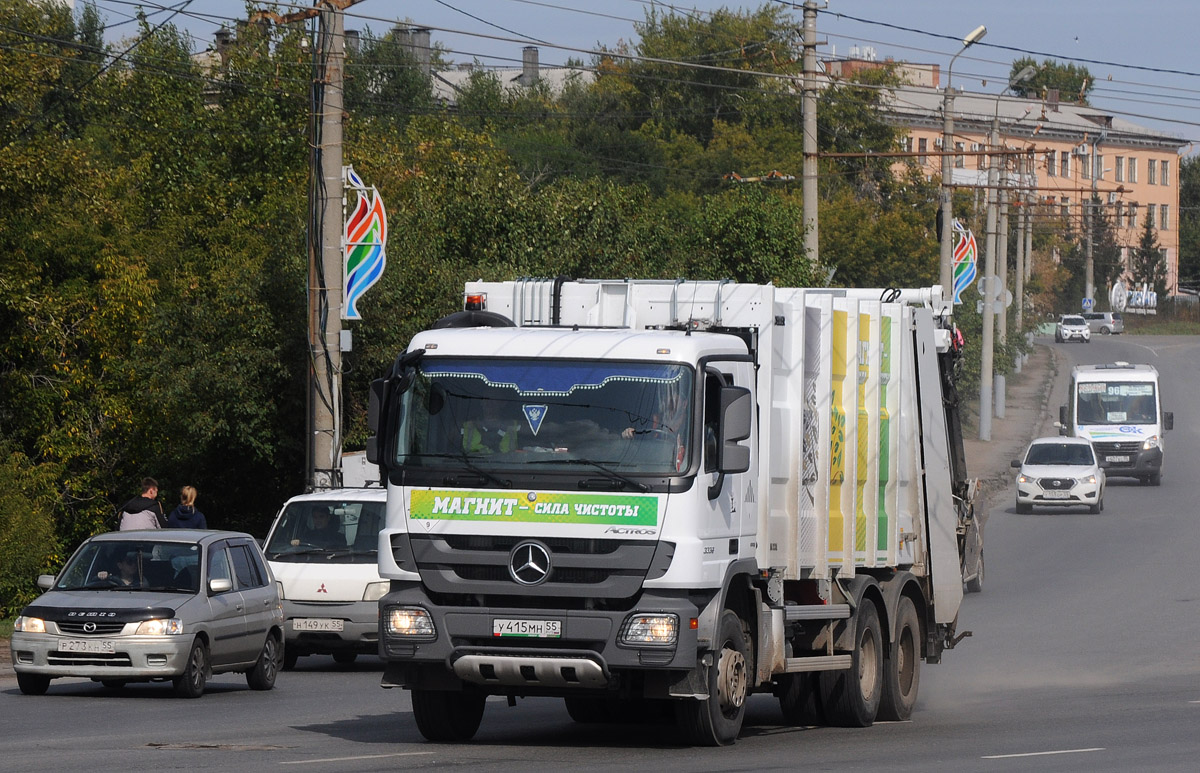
<box><xmin>388</xmin><ymin>358</ymin><xmax>694</xmax><ymax>475</ymax></box>
<box><xmin>1076</xmin><ymin>381</ymin><xmax>1157</xmax><ymax>425</ymax></box>
<box><xmin>55</xmin><ymin>540</ymin><xmax>201</xmax><ymax>592</ymax></box>
<box><xmin>265</xmin><ymin>500</ymin><xmax>385</xmax><ymax>562</ymax></box>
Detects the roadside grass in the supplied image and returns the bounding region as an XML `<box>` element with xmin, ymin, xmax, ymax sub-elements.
<box><xmin>1126</xmin><ymin>318</ymin><xmax>1200</xmax><ymax>335</ymax></box>
<box><xmin>1</xmin><ymin>617</ymin><xmax>13</xmax><ymax>638</ymax></box>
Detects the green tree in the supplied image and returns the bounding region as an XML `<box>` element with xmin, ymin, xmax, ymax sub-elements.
<box><xmin>1178</xmin><ymin>155</ymin><xmax>1200</xmax><ymax>292</ymax></box>
<box><xmin>1131</xmin><ymin>208</ymin><xmax>1168</xmax><ymax>299</ymax></box>
<box><xmin>1008</xmin><ymin>58</ymin><xmax>1093</xmax><ymax>105</ymax></box>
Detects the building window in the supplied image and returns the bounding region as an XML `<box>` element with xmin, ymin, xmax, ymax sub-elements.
<box><xmin>1147</xmin><ymin>203</ymin><xmax>1156</xmax><ymax>227</ymax></box>
<box><xmin>1148</xmin><ymin>159</ymin><xmax>1157</xmax><ymax>185</ymax></box>
<box><xmin>1081</xmin><ymin>154</ymin><xmax>1091</xmax><ymax>179</ymax></box>
<box><xmin>1046</xmin><ymin>150</ymin><xmax>1057</xmax><ymax>176</ymax></box>
<box><xmin>1097</xmin><ymin>154</ymin><xmax>1104</xmax><ymax>180</ymax></box>
<box><xmin>1114</xmin><ymin>202</ymin><xmax>1123</xmax><ymax>223</ymax></box>
<box><xmin>1061</xmin><ymin>197</ymin><xmax>1070</xmax><ymax>219</ymax></box>
<box><xmin>1061</xmin><ymin>153</ymin><xmax>1070</xmax><ymax>177</ymax></box>
<box><xmin>1128</xmin><ymin>157</ymin><xmax>1138</xmax><ymax>183</ymax></box>
<box><xmin>1127</xmin><ymin>202</ymin><xmax>1138</xmax><ymax>228</ymax></box>
<box><xmin>1115</xmin><ymin>156</ymin><xmax>1124</xmax><ymax>182</ymax></box>
<box><xmin>954</xmin><ymin>141</ymin><xmax>965</xmax><ymax>169</ymax></box>
<box><xmin>1161</xmin><ymin>159</ymin><xmax>1170</xmax><ymax>186</ymax></box>
<box><xmin>918</xmin><ymin>137</ymin><xmax>927</xmax><ymax>165</ymax></box>
<box><xmin>1161</xmin><ymin>203</ymin><xmax>1170</xmax><ymax>230</ymax></box>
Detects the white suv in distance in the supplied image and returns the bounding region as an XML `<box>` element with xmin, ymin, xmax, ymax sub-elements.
<box><xmin>1055</xmin><ymin>315</ymin><xmax>1091</xmax><ymax>343</ymax></box>
<box><xmin>1011</xmin><ymin>436</ymin><xmax>1106</xmax><ymax>514</ymax></box>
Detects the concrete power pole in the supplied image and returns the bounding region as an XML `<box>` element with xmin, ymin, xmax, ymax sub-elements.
<box><xmin>1013</xmin><ymin>154</ymin><xmax>1026</xmax><ymax>374</ymax></box>
<box><xmin>801</xmin><ymin>0</ymin><xmax>819</xmax><ymax>264</ymax></box>
<box><xmin>995</xmin><ymin>166</ymin><xmax>1010</xmax><ymax>419</ymax></box>
<box><xmin>308</xmin><ymin>4</ymin><xmax>346</xmax><ymax>490</ymax></box>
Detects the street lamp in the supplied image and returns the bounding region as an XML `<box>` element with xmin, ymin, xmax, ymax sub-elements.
<box><xmin>939</xmin><ymin>24</ymin><xmax>987</xmax><ymax>306</ymax></box>
<box><xmin>981</xmin><ymin>65</ymin><xmax>1037</xmax><ymax>437</ymax></box>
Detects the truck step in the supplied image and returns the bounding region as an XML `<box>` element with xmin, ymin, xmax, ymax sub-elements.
<box><xmin>783</xmin><ymin>603</ymin><xmax>852</xmax><ymax>621</ymax></box>
<box><xmin>784</xmin><ymin>655</ymin><xmax>854</xmax><ymax>673</ymax></box>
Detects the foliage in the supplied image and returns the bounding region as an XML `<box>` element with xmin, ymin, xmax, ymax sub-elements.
<box><xmin>0</xmin><ymin>447</ymin><xmax>61</xmax><ymax>617</ymax></box>
<box><xmin>1008</xmin><ymin>58</ymin><xmax>1094</xmax><ymax>105</ymax></box>
<box><xmin>1130</xmin><ymin>209</ymin><xmax>1168</xmax><ymax>299</ymax></box>
<box><xmin>1178</xmin><ymin>155</ymin><xmax>1200</xmax><ymax>292</ymax></box>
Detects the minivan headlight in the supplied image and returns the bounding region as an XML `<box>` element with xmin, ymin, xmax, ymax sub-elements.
<box><xmin>135</xmin><ymin>618</ymin><xmax>184</xmax><ymax>635</ymax></box>
<box><xmin>1143</xmin><ymin>435</ymin><xmax>1160</xmax><ymax>450</ymax></box>
<box><xmin>13</xmin><ymin>616</ymin><xmax>46</xmax><ymax>633</ymax></box>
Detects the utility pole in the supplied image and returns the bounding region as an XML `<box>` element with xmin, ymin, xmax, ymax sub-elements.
<box><xmin>310</xmin><ymin>3</ymin><xmax>346</xmax><ymax>490</ymax></box>
<box><xmin>1084</xmin><ymin>134</ymin><xmax>1102</xmax><ymax>307</ymax></box>
<box><xmin>995</xmin><ymin>165</ymin><xmax>1010</xmax><ymax>419</ymax></box>
<box><xmin>979</xmin><ymin>124</ymin><xmax>999</xmax><ymax>441</ymax></box>
<box><xmin>801</xmin><ymin>0</ymin><xmax>819</xmax><ymax>264</ymax></box>
<box><xmin>940</xmin><ymin>25</ymin><xmax>987</xmax><ymax>305</ymax></box>
<box><xmin>1013</xmin><ymin>153</ymin><xmax>1026</xmax><ymax>374</ymax></box>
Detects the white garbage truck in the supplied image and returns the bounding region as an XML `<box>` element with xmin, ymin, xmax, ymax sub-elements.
<box><xmin>366</xmin><ymin>279</ymin><xmax>974</xmax><ymax>745</ymax></box>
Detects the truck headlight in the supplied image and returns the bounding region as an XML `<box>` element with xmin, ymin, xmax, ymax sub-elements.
<box><xmin>13</xmin><ymin>616</ymin><xmax>46</xmax><ymax>633</ymax></box>
<box><xmin>385</xmin><ymin>606</ymin><xmax>435</xmax><ymax>638</ymax></box>
<box><xmin>1143</xmin><ymin>435</ymin><xmax>1160</xmax><ymax>450</ymax></box>
<box><xmin>135</xmin><ymin>618</ymin><xmax>184</xmax><ymax>635</ymax></box>
<box><xmin>620</xmin><ymin>614</ymin><xmax>678</xmax><ymax>646</ymax></box>
<box><xmin>362</xmin><ymin>581</ymin><xmax>389</xmax><ymax>602</ymax></box>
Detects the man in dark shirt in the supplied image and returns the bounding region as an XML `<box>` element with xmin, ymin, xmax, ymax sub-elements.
<box><xmin>118</xmin><ymin>477</ymin><xmax>167</xmax><ymax>530</ymax></box>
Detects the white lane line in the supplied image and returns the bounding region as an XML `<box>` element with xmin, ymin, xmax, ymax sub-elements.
<box><xmin>281</xmin><ymin>752</ymin><xmax>435</xmax><ymax>765</ymax></box>
<box><xmin>982</xmin><ymin>748</ymin><xmax>1105</xmax><ymax>760</ymax></box>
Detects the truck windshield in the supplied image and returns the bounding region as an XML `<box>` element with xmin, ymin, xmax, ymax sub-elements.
<box><xmin>390</xmin><ymin>358</ymin><xmax>694</xmax><ymax>475</ymax></box>
<box><xmin>1076</xmin><ymin>381</ymin><xmax>1157</xmax><ymax>425</ymax></box>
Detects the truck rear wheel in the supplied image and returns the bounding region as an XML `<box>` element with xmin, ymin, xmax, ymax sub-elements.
<box><xmin>675</xmin><ymin>610</ymin><xmax>751</xmax><ymax>746</ymax></box>
<box><xmin>877</xmin><ymin>597</ymin><xmax>921</xmax><ymax>721</ymax></box>
<box><xmin>820</xmin><ymin>600</ymin><xmax>883</xmax><ymax>727</ymax></box>
<box><xmin>411</xmin><ymin>688</ymin><xmax>486</xmax><ymax>742</ymax></box>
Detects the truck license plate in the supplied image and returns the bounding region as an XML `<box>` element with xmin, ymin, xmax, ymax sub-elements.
<box><xmin>492</xmin><ymin>618</ymin><xmax>562</xmax><ymax>638</ymax></box>
<box><xmin>293</xmin><ymin>618</ymin><xmax>344</xmax><ymax>632</ymax></box>
<box><xmin>59</xmin><ymin>639</ymin><xmax>115</xmax><ymax>653</ymax></box>
<box><xmin>1107</xmin><ymin>455</ymin><xmax>1130</xmax><ymax>463</ymax></box>
<box><xmin>1043</xmin><ymin>490</ymin><xmax>1071</xmax><ymax>500</ymax></box>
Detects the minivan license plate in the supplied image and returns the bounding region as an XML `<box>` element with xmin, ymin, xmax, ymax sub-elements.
<box><xmin>493</xmin><ymin>618</ymin><xmax>562</xmax><ymax>638</ymax></box>
<box><xmin>1107</xmin><ymin>455</ymin><xmax>1130</xmax><ymax>463</ymax></box>
<box><xmin>59</xmin><ymin>639</ymin><xmax>114</xmax><ymax>653</ymax></box>
<box><xmin>293</xmin><ymin>618</ymin><xmax>344</xmax><ymax>632</ymax></box>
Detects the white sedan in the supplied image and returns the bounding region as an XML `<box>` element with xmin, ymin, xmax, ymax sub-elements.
<box><xmin>1011</xmin><ymin>436</ymin><xmax>1106</xmax><ymax>514</ymax></box>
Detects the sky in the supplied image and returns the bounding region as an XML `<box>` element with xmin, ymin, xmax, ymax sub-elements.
<box><xmin>89</xmin><ymin>0</ymin><xmax>1200</xmax><ymax>148</ymax></box>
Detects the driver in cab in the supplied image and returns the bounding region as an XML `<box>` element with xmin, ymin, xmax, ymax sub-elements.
<box><xmin>463</xmin><ymin>400</ymin><xmax>520</xmax><ymax>454</ymax></box>
<box><xmin>292</xmin><ymin>508</ymin><xmax>344</xmax><ymax>549</ymax></box>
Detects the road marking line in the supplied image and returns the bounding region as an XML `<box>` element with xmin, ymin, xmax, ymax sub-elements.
<box><xmin>982</xmin><ymin>748</ymin><xmax>1104</xmax><ymax>760</ymax></box>
<box><xmin>281</xmin><ymin>752</ymin><xmax>434</xmax><ymax>765</ymax></box>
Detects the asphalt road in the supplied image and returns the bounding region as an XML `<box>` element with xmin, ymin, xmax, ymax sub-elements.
<box><xmin>5</xmin><ymin>335</ymin><xmax>1200</xmax><ymax>771</ymax></box>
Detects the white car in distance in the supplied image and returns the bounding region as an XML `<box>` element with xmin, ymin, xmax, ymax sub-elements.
<box><xmin>1012</xmin><ymin>436</ymin><xmax>1106</xmax><ymax>514</ymax></box>
<box><xmin>1055</xmin><ymin>315</ymin><xmax>1091</xmax><ymax>343</ymax></box>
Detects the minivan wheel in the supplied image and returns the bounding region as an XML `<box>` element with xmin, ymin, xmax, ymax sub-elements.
<box><xmin>173</xmin><ymin>638</ymin><xmax>209</xmax><ymax>698</ymax></box>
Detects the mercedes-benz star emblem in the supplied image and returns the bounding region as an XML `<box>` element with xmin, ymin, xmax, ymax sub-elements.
<box><xmin>509</xmin><ymin>541</ymin><xmax>551</xmax><ymax>586</ymax></box>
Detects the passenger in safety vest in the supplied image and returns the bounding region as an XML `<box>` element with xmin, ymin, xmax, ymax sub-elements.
<box><xmin>463</xmin><ymin>400</ymin><xmax>520</xmax><ymax>454</ymax></box>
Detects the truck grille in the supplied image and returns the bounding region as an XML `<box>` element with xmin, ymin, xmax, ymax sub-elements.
<box><xmin>404</xmin><ymin>534</ymin><xmax>667</xmax><ymax>600</ymax></box>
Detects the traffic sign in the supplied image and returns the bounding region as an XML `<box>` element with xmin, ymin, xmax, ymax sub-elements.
<box><xmin>1081</xmin><ymin>297</ymin><xmax>1094</xmax><ymax>310</ymax></box>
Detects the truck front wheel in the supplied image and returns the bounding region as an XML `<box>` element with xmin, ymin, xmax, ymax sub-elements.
<box><xmin>675</xmin><ymin>610</ymin><xmax>751</xmax><ymax>746</ymax></box>
<box><xmin>411</xmin><ymin>688</ymin><xmax>486</xmax><ymax>742</ymax></box>
<box><xmin>820</xmin><ymin>600</ymin><xmax>883</xmax><ymax>727</ymax></box>
<box><xmin>877</xmin><ymin>596</ymin><xmax>921</xmax><ymax>721</ymax></box>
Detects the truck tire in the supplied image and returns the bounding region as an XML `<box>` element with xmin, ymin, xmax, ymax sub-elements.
<box><xmin>820</xmin><ymin>600</ymin><xmax>883</xmax><ymax>727</ymax></box>
<box><xmin>777</xmin><ymin>671</ymin><xmax>825</xmax><ymax>726</ymax></box>
<box><xmin>966</xmin><ymin>550</ymin><xmax>984</xmax><ymax>593</ymax></box>
<box><xmin>411</xmin><ymin>688</ymin><xmax>486</xmax><ymax>742</ymax></box>
<box><xmin>675</xmin><ymin>610</ymin><xmax>752</xmax><ymax>746</ymax></box>
<box><xmin>1148</xmin><ymin>472</ymin><xmax>1161</xmax><ymax>486</ymax></box>
<box><xmin>877</xmin><ymin>597</ymin><xmax>921</xmax><ymax>721</ymax></box>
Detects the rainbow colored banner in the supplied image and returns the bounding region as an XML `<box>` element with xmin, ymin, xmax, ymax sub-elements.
<box><xmin>342</xmin><ymin>166</ymin><xmax>387</xmax><ymax>321</ymax></box>
<box><xmin>951</xmin><ymin>219</ymin><xmax>977</xmax><ymax>305</ymax></box>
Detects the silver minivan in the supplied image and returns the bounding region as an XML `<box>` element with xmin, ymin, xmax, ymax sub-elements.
<box><xmin>1081</xmin><ymin>311</ymin><xmax>1124</xmax><ymax>335</ymax></box>
<box><xmin>10</xmin><ymin>530</ymin><xmax>284</xmax><ymax>697</ymax></box>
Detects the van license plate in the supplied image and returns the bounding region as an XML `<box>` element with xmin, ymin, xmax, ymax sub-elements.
<box><xmin>1043</xmin><ymin>491</ymin><xmax>1071</xmax><ymax>500</ymax></box>
<box><xmin>293</xmin><ymin>618</ymin><xmax>344</xmax><ymax>632</ymax></box>
<box><xmin>59</xmin><ymin>639</ymin><xmax>115</xmax><ymax>653</ymax></box>
<box><xmin>1107</xmin><ymin>455</ymin><xmax>1130</xmax><ymax>463</ymax></box>
<box><xmin>493</xmin><ymin>619</ymin><xmax>562</xmax><ymax>638</ymax></box>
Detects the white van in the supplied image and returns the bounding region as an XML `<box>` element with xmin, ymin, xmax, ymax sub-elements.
<box><xmin>1059</xmin><ymin>362</ymin><xmax>1173</xmax><ymax>485</ymax></box>
<box><xmin>262</xmin><ymin>488</ymin><xmax>387</xmax><ymax>668</ymax></box>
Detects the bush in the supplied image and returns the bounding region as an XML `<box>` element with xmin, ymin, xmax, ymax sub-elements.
<box><xmin>0</xmin><ymin>451</ymin><xmax>62</xmax><ymax>617</ymax></box>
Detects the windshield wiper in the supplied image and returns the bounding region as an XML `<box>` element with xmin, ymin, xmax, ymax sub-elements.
<box><xmin>405</xmin><ymin>453</ymin><xmax>513</xmax><ymax>489</ymax></box>
<box><xmin>540</xmin><ymin>458</ymin><xmax>650</xmax><ymax>492</ymax></box>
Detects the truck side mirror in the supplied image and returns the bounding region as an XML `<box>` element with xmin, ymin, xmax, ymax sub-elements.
<box><xmin>366</xmin><ymin>378</ymin><xmax>387</xmax><ymax>464</ymax></box>
<box><xmin>718</xmin><ymin>386</ymin><xmax>752</xmax><ymax>474</ymax></box>
<box><xmin>1059</xmin><ymin>405</ymin><xmax>1068</xmax><ymax>425</ymax></box>
<box><xmin>1164</xmin><ymin>411</ymin><xmax>1173</xmax><ymax>431</ymax></box>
